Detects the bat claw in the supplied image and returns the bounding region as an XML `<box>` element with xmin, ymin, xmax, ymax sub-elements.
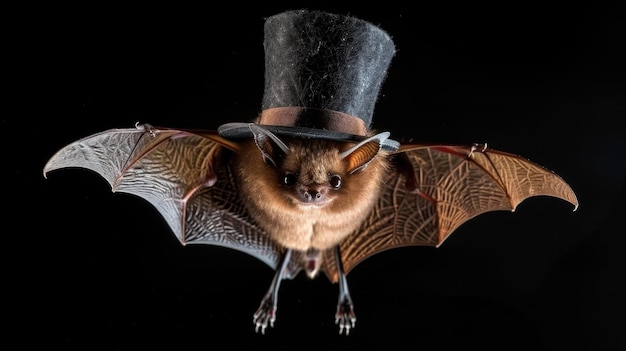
<box><xmin>335</xmin><ymin>301</ymin><xmax>357</xmax><ymax>335</ymax></box>
<box><xmin>253</xmin><ymin>298</ymin><xmax>277</xmax><ymax>334</ymax></box>
<box><xmin>254</xmin><ymin>319</ymin><xmax>273</xmax><ymax>335</ymax></box>
<box><xmin>468</xmin><ymin>143</ymin><xmax>488</xmax><ymax>157</ymax></box>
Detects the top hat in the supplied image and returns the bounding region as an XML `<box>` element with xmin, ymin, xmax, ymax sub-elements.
<box><xmin>218</xmin><ymin>9</ymin><xmax>399</xmax><ymax>151</ymax></box>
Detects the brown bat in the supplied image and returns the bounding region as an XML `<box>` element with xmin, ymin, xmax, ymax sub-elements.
<box><xmin>42</xmin><ymin>10</ymin><xmax>579</xmax><ymax>335</ymax></box>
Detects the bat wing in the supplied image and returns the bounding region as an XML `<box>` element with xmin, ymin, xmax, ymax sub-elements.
<box><xmin>322</xmin><ymin>143</ymin><xmax>579</xmax><ymax>282</ymax></box>
<box><xmin>44</xmin><ymin>123</ymin><xmax>297</xmax><ymax>275</ymax></box>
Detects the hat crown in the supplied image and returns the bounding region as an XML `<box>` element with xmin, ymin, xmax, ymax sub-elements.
<box><xmin>261</xmin><ymin>10</ymin><xmax>395</xmax><ymax>130</ymax></box>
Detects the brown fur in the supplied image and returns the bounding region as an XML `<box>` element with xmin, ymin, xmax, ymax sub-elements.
<box><xmin>233</xmin><ymin>137</ymin><xmax>389</xmax><ymax>252</ymax></box>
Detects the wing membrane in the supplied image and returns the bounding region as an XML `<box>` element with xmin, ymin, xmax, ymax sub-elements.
<box><xmin>323</xmin><ymin>143</ymin><xmax>578</xmax><ymax>281</ymax></box>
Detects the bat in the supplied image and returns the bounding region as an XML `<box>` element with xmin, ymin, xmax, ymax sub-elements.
<box><xmin>43</xmin><ymin>121</ymin><xmax>578</xmax><ymax>334</ymax></box>
<box><xmin>43</xmin><ymin>9</ymin><xmax>579</xmax><ymax>335</ymax></box>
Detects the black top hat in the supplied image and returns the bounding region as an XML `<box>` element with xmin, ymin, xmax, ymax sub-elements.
<box><xmin>218</xmin><ymin>9</ymin><xmax>399</xmax><ymax>151</ymax></box>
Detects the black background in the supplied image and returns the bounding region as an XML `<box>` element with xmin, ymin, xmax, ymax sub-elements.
<box><xmin>8</xmin><ymin>2</ymin><xmax>625</xmax><ymax>350</ymax></box>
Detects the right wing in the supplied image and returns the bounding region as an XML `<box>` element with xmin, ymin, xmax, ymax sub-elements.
<box><xmin>43</xmin><ymin>123</ymin><xmax>295</xmax><ymax>274</ymax></box>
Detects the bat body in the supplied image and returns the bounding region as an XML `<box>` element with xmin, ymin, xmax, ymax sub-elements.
<box><xmin>43</xmin><ymin>123</ymin><xmax>578</xmax><ymax>334</ymax></box>
<box><xmin>234</xmin><ymin>127</ymin><xmax>390</xmax><ymax>256</ymax></box>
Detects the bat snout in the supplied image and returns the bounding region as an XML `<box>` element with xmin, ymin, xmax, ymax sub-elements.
<box><xmin>298</xmin><ymin>185</ymin><xmax>330</xmax><ymax>204</ymax></box>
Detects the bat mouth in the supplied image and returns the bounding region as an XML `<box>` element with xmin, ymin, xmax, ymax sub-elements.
<box><xmin>291</xmin><ymin>197</ymin><xmax>334</xmax><ymax>209</ymax></box>
<box><xmin>296</xmin><ymin>200</ymin><xmax>332</xmax><ymax>209</ymax></box>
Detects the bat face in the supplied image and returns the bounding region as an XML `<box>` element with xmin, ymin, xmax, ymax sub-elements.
<box><xmin>233</xmin><ymin>129</ymin><xmax>390</xmax><ymax>255</ymax></box>
<box><xmin>271</xmin><ymin>139</ymin><xmax>347</xmax><ymax>208</ymax></box>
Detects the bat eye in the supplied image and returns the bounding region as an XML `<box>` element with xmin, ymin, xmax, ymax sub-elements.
<box><xmin>283</xmin><ymin>172</ymin><xmax>297</xmax><ymax>186</ymax></box>
<box><xmin>329</xmin><ymin>174</ymin><xmax>342</xmax><ymax>189</ymax></box>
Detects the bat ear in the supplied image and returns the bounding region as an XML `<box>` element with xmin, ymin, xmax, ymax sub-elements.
<box><xmin>339</xmin><ymin>132</ymin><xmax>389</xmax><ymax>174</ymax></box>
<box><xmin>248</xmin><ymin>123</ymin><xmax>291</xmax><ymax>168</ymax></box>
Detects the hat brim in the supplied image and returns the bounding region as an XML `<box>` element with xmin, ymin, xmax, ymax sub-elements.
<box><xmin>218</xmin><ymin>122</ymin><xmax>400</xmax><ymax>152</ymax></box>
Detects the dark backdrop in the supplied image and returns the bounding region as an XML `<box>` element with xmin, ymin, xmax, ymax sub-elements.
<box><xmin>8</xmin><ymin>3</ymin><xmax>624</xmax><ymax>350</ymax></box>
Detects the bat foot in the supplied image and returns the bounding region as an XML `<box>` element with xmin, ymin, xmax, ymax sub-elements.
<box><xmin>253</xmin><ymin>296</ymin><xmax>277</xmax><ymax>334</ymax></box>
<box><xmin>335</xmin><ymin>300</ymin><xmax>356</xmax><ymax>335</ymax></box>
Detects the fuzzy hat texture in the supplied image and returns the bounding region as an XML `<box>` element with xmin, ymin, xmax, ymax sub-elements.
<box><xmin>218</xmin><ymin>9</ymin><xmax>398</xmax><ymax>150</ymax></box>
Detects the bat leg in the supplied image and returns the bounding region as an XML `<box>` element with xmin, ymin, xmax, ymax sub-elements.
<box><xmin>334</xmin><ymin>246</ymin><xmax>356</xmax><ymax>335</ymax></box>
<box><xmin>253</xmin><ymin>249</ymin><xmax>292</xmax><ymax>334</ymax></box>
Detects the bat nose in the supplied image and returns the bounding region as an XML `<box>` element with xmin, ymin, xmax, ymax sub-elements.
<box><xmin>301</xmin><ymin>186</ymin><xmax>328</xmax><ymax>203</ymax></box>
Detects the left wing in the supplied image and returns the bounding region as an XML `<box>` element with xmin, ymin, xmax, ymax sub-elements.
<box><xmin>321</xmin><ymin>142</ymin><xmax>579</xmax><ymax>282</ymax></box>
